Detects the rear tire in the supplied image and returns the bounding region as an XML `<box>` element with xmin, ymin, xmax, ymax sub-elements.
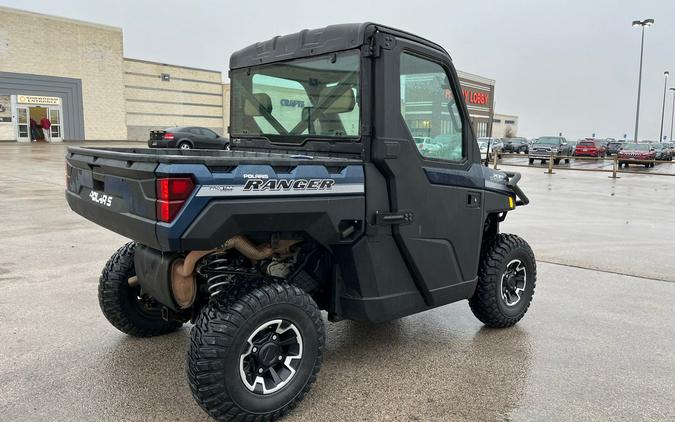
<box><xmin>469</xmin><ymin>234</ymin><xmax>536</xmax><ymax>328</ymax></box>
<box><xmin>553</xmin><ymin>158</ymin><xmax>561</xmax><ymax>165</ymax></box>
<box><xmin>98</xmin><ymin>242</ymin><xmax>182</xmax><ymax>337</ymax></box>
<box><xmin>178</xmin><ymin>141</ymin><xmax>192</xmax><ymax>150</ymax></box>
<box><xmin>188</xmin><ymin>282</ymin><xmax>324</xmax><ymax>421</ymax></box>
<box><xmin>528</xmin><ymin>158</ymin><xmax>534</xmax><ymax>165</ymax></box>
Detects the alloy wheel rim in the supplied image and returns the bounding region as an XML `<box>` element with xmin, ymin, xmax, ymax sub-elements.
<box><xmin>180</xmin><ymin>143</ymin><xmax>191</xmax><ymax>149</ymax></box>
<box><xmin>239</xmin><ymin>319</ymin><xmax>303</xmax><ymax>395</ymax></box>
<box><xmin>500</xmin><ymin>259</ymin><xmax>527</xmax><ymax>307</ymax></box>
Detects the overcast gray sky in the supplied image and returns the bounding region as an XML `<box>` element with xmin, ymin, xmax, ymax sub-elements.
<box><xmin>2</xmin><ymin>0</ymin><xmax>674</xmax><ymax>140</ymax></box>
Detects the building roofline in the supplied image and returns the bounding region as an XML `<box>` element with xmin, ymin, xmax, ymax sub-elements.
<box><xmin>0</xmin><ymin>5</ymin><xmax>122</xmax><ymax>32</ymax></box>
<box><xmin>123</xmin><ymin>58</ymin><xmax>222</xmax><ymax>76</ymax></box>
<box><xmin>457</xmin><ymin>70</ymin><xmax>495</xmax><ymax>86</ymax></box>
<box><xmin>493</xmin><ymin>113</ymin><xmax>518</xmax><ymax>118</ymax></box>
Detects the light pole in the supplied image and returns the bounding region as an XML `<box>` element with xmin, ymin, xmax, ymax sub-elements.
<box><xmin>659</xmin><ymin>71</ymin><xmax>669</xmax><ymax>142</ymax></box>
<box><xmin>632</xmin><ymin>18</ymin><xmax>654</xmax><ymax>142</ymax></box>
<box><xmin>670</xmin><ymin>87</ymin><xmax>675</xmax><ymax>141</ymax></box>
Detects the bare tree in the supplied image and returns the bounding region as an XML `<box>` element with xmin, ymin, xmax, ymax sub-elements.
<box><xmin>504</xmin><ymin>126</ymin><xmax>515</xmax><ymax>138</ymax></box>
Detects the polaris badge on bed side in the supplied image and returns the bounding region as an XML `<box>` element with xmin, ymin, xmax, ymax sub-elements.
<box><xmin>65</xmin><ymin>22</ymin><xmax>535</xmax><ymax>422</ymax></box>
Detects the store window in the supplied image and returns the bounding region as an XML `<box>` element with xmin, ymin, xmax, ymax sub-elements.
<box><xmin>399</xmin><ymin>53</ymin><xmax>463</xmax><ymax>161</ymax></box>
<box><xmin>476</xmin><ymin>121</ymin><xmax>488</xmax><ymax>138</ymax></box>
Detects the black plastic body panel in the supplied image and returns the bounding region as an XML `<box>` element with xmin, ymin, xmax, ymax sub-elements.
<box><xmin>180</xmin><ymin>196</ymin><xmax>365</xmax><ymax>250</ymax></box>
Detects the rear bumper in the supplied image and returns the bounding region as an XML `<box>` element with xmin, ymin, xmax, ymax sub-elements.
<box><xmin>148</xmin><ymin>139</ymin><xmax>177</xmax><ymax>148</ymax></box>
<box><xmin>575</xmin><ymin>151</ymin><xmax>599</xmax><ymax>157</ymax></box>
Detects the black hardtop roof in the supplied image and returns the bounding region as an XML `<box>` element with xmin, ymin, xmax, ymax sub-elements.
<box><xmin>229</xmin><ymin>22</ymin><xmax>449</xmax><ymax>69</ymax></box>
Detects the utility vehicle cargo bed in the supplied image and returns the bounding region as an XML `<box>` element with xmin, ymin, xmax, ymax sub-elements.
<box><xmin>65</xmin><ymin>147</ymin><xmax>366</xmax><ymax>251</ymax></box>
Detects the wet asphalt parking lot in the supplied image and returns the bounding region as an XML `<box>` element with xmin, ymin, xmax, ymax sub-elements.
<box><xmin>1</xmin><ymin>143</ymin><xmax>674</xmax><ymax>421</ymax></box>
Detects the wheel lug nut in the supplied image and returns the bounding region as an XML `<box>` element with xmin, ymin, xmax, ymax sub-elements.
<box><xmin>278</xmin><ymin>356</ymin><xmax>283</xmax><ymax>361</ymax></box>
<box><xmin>272</xmin><ymin>335</ymin><xmax>277</xmax><ymax>340</ymax></box>
<box><xmin>252</xmin><ymin>347</ymin><xmax>257</xmax><ymax>353</ymax></box>
<box><xmin>258</xmin><ymin>368</ymin><xmax>263</xmax><ymax>373</ymax></box>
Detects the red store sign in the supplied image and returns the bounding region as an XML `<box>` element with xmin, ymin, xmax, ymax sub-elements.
<box><xmin>462</xmin><ymin>90</ymin><xmax>490</xmax><ymax>106</ymax></box>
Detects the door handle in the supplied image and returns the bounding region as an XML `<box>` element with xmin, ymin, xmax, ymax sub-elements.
<box><xmin>467</xmin><ymin>192</ymin><xmax>481</xmax><ymax>208</ymax></box>
<box><xmin>376</xmin><ymin>210</ymin><xmax>414</xmax><ymax>225</ymax></box>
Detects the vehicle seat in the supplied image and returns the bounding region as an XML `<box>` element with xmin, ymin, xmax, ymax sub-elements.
<box><xmin>244</xmin><ymin>93</ymin><xmax>273</xmax><ymax>116</ymax></box>
<box><xmin>316</xmin><ymin>87</ymin><xmax>355</xmax><ymax>136</ymax></box>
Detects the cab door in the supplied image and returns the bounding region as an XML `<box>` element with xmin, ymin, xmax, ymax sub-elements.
<box><xmin>370</xmin><ymin>34</ymin><xmax>485</xmax><ymax>306</ymax></box>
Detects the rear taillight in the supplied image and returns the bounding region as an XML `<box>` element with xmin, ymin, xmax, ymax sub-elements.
<box><xmin>163</xmin><ymin>133</ymin><xmax>174</xmax><ymax>140</ymax></box>
<box><xmin>156</xmin><ymin>177</ymin><xmax>194</xmax><ymax>223</ymax></box>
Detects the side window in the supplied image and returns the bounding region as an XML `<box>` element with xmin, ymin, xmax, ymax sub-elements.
<box><xmin>200</xmin><ymin>128</ymin><xmax>218</xmax><ymax>138</ymax></box>
<box><xmin>399</xmin><ymin>53</ymin><xmax>464</xmax><ymax>161</ymax></box>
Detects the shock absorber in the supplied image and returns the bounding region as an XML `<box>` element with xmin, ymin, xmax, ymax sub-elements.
<box><xmin>195</xmin><ymin>251</ymin><xmax>258</xmax><ymax>297</ymax></box>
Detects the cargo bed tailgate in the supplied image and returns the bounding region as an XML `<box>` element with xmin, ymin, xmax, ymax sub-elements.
<box><xmin>65</xmin><ymin>149</ymin><xmax>161</xmax><ymax>248</ymax></box>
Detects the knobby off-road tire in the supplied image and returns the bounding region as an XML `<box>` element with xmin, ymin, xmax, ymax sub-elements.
<box><xmin>188</xmin><ymin>282</ymin><xmax>324</xmax><ymax>422</ymax></box>
<box><xmin>98</xmin><ymin>242</ymin><xmax>182</xmax><ymax>337</ymax></box>
<box><xmin>469</xmin><ymin>234</ymin><xmax>536</xmax><ymax>328</ymax></box>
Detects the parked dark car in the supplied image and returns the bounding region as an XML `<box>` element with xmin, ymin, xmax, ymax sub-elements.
<box><xmin>528</xmin><ymin>136</ymin><xmax>573</xmax><ymax>164</ymax></box>
<box><xmin>618</xmin><ymin>143</ymin><xmax>656</xmax><ymax>168</ymax></box>
<box><xmin>501</xmin><ymin>137</ymin><xmax>529</xmax><ymax>153</ymax></box>
<box><xmin>575</xmin><ymin>139</ymin><xmax>606</xmax><ymax>158</ymax></box>
<box><xmin>651</xmin><ymin>143</ymin><xmax>673</xmax><ymax>161</ymax></box>
<box><xmin>148</xmin><ymin>126</ymin><xmax>229</xmax><ymax>150</ymax></box>
<box><xmin>606</xmin><ymin>141</ymin><xmax>624</xmax><ymax>156</ymax></box>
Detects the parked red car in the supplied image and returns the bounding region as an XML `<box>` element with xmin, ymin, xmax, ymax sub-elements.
<box><xmin>575</xmin><ymin>139</ymin><xmax>606</xmax><ymax>157</ymax></box>
<box><xmin>618</xmin><ymin>143</ymin><xmax>656</xmax><ymax>168</ymax></box>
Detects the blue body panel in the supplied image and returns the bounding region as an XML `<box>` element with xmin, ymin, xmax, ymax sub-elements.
<box><xmin>155</xmin><ymin>163</ymin><xmax>365</xmax><ymax>250</ymax></box>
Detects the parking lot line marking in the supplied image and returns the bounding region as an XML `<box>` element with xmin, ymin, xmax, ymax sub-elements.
<box><xmin>538</xmin><ymin>259</ymin><xmax>675</xmax><ymax>283</ymax></box>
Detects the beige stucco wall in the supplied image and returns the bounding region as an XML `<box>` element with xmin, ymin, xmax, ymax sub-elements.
<box><xmin>222</xmin><ymin>84</ymin><xmax>231</xmax><ymax>136</ymax></box>
<box><xmin>492</xmin><ymin>113</ymin><xmax>519</xmax><ymax>138</ymax></box>
<box><xmin>0</xmin><ymin>7</ymin><xmax>127</xmax><ymax>140</ymax></box>
<box><xmin>123</xmin><ymin>59</ymin><xmax>224</xmax><ymax>141</ymax></box>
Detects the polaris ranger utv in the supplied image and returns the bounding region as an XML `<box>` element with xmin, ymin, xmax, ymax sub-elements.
<box><xmin>65</xmin><ymin>23</ymin><xmax>535</xmax><ymax>421</ymax></box>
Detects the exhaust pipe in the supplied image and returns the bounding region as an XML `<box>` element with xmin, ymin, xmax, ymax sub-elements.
<box><xmin>168</xmin><ymin>235</ymin><xmax>300</xmax><ymax>309</ymax></box>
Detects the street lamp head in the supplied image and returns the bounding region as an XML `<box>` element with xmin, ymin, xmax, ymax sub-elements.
<box><xmin>632</xmin><ymin>18</ymin><xmax>655</xmax><ymax>27</ymax></box>
<box><xmin>665</xmin><ymin>71</ymin><xmax>670</xmax><ymax>78</ymax></box>
<box><xmin>670</xmin><ymin>87</ymin><xmax>675</xmax><ymax>92</ymax></box>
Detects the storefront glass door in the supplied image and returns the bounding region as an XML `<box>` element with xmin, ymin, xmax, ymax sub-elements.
<box><xmin>48</xmin><ymin>107</ymin><xmax>62</xmax><ymax>141</ymax></box>
<box><xmin>16</xmin><ymin>106</ymin><xmax>30</xmax><ymax>141</ymax></box>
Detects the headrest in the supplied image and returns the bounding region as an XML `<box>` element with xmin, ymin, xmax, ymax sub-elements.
<box><xmin>244</xmin><ymin>93</ymin><xmax>273</xmax><ymax>116</ymax></box>
<box><xmin>319</xmin><ymin>87</ymin><xmax>355</xmax><ymax>114</ymax></box>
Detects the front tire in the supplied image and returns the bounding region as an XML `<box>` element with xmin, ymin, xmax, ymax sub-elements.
<box><xmin>98</xmin><ymin>242</ymin><xmax>182</xmax><ymax>337</ymax></box>
<box><xmin>188</xmin><ymin>282</ymin><xmax>324</xmax><ymax>421</ymax></box>
<box><xmin>469</xmin><ymin>234</ymin><xmax>536</xmax><ymax>328</ymax></box>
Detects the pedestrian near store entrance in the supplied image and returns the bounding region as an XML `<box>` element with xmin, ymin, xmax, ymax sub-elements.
<box><xmin>29</xmin><ymin>118</ymin><xmax>40</xmax><ymax>142</ymax></box>
<box><xmin>40</xmin><ymin>116</ymin><xmax>52</xmax><ymax>142</ymax></box>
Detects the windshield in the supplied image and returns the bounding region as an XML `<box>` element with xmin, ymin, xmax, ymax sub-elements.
<box><xmin>230</xmin><ymin>50</ymin><xmax>360</xmax><ymax>143</ymax></box>
<box><xmin>533</xmin><ymin>137</ymin><xmax>561</xmax><ymax>145</ymax></box>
